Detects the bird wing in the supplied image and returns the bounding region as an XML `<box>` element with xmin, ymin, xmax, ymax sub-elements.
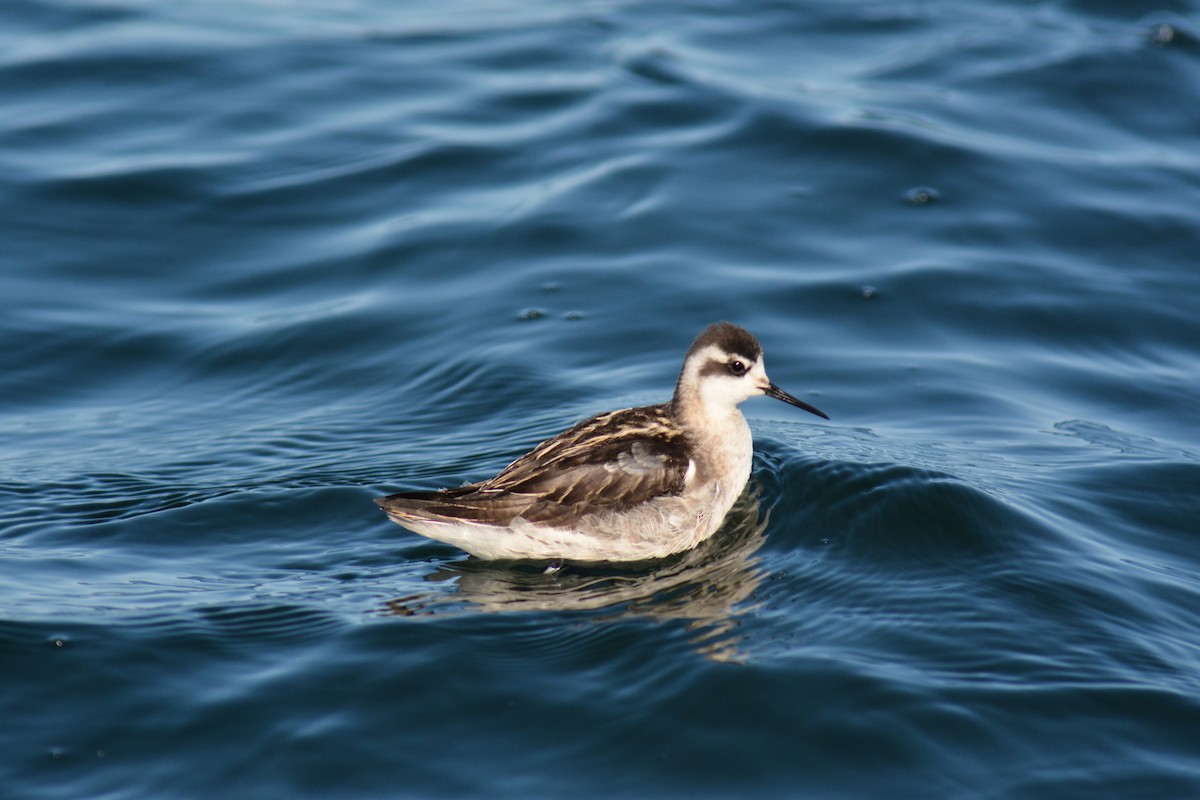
<box><xmin>375</xmin><ymin>406</ymin><xmax>692</xmax><ymax>528</ymax></box>
<box><xmin>484</xmin><ymin>432</ymin><xmax>691</xmax><ymax>524</ymax></box>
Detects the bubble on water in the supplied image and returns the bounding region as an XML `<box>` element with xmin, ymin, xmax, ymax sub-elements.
<box><xmin>1147</xmin><ymin>23</ymin><xmax>1175</xmax><ymax>45</ymax></box>
<box><xmin>861</xmin><ymin>285</ymin><xmax>878</xmax><ymax>300</ymax></box>
<box><xmin>904</xmin><ymin>186</ymin><xmax>940</xmax><ymax>205</ymax></box>
<box><xmin>517</xmin><ymin>308</ymin><xmax>546</xmax><ymax>321</ymax></box>
<box><xmin>1140</xmin><ymin>13</ymin><xmax>1193</xmax><ymax>47</ymax></box>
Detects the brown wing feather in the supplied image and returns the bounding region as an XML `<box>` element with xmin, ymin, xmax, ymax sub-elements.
<box><xmin>374</xmin><ymin>404</ymin><xmax>693</xmax><ymax>528</ymax></box>
<box><xmin>375</xmin><ymin>485</ymin><xmax>536</xmax><ymax>525</ymax></box>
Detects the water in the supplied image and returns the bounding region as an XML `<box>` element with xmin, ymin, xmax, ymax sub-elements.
<box><xmin>3</xmin><ymin>0</ymin><xmax>1199</xmax><ymax>797</ymax></box>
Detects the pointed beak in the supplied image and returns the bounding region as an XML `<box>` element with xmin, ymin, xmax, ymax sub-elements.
<box><xmin>763</xmin><ymin>382</ymin><xmax>829</xmax><ymax>420</ymax></box>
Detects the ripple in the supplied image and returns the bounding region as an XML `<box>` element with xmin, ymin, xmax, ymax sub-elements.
<box><xmin>194</xmin><ymin>604</ymin><xmax>345</xmax><ymax>647</ymax></box>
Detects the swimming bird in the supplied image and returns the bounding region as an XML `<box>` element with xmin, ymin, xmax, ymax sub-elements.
<box><xmin>374</xmin><ymin>321</ymin><xmax>828</xmax><ymax>563</ymax></box>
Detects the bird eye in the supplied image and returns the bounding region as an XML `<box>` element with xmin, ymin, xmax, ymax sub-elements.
<box><xmin>728</xmin><ymin>360</ymin><xmax>747</xmax><ymax>376</ymax></box>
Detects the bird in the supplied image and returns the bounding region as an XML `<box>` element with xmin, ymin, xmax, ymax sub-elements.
<box><xmin>374</xmin><ymin>321</ymin><xmax>828</xmax><ymax>564</ymax></box>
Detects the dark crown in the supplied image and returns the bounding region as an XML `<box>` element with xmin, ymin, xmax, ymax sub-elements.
<box><xmin>685</xmin><ymin>321</ymin><xmax>763</xmax><ymax>363</ymax></box>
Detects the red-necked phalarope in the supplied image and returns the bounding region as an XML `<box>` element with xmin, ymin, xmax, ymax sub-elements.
<box><xmin>375</xmin><ymin>322</ymin><xmax>828</xmax><ymax>563</ymax></box>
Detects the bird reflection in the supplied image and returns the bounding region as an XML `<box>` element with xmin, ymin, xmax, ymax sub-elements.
<box><xmin>381</xmin><ymin>485</ymin><xmax>770</xmax><ymax>662</ymax></box>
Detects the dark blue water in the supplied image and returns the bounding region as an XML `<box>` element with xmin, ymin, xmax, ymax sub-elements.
<box><xmin>4</xmin><ymin>1</ymin><xmax>1200</xmax><ymax>797</ymax></box>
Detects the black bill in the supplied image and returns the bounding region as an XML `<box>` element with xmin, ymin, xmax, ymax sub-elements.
<box><xmin>764</xmin><ymin>382</ymin><xmax>829</xmax><ymax>420</ymax></box>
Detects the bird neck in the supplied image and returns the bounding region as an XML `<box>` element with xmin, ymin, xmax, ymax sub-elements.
<box><xmin>671</xmin><ymin>381</ymin><xmax>745</xmax><ymax>438</ymax></box>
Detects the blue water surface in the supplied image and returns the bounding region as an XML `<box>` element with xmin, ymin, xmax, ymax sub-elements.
<box><xmin>3</xmin><ymin>1</ymin><xmax>1199</xmax><ymax>797</ymax></box>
